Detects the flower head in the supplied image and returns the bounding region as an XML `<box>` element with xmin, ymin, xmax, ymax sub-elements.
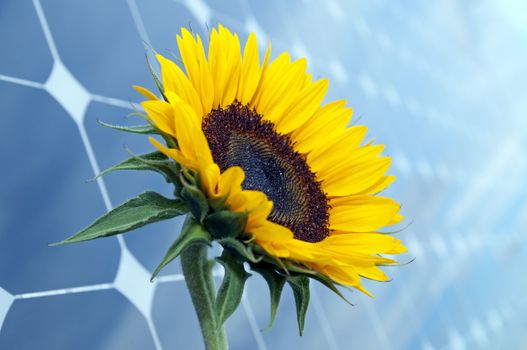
<box><xmin>136</xmin><ymin>24</ymin><xmax>407</xmax><ymax>297</ymax></box>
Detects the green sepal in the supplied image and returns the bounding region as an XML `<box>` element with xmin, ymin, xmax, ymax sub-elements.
<box><xmin>287</xmin><ymin>275</ymin><xmax>310</xmax><ymax>336</ymax></box>
<box><xmin>180</xmin><ymin>168</ymin><xmax>200</xmax><ymax>187</ymax></box>
<box><xmin>97</xmin><ymin>120</ymin><xmax>157</xmax><ymax>135</ymax></box>
<box><xmin>51</xmin><ymin>191</ymin><xmax>187</xmax><ymax>246</ymax></box>
<box><xmin>204</xmin><ymin>210</ymin><xmax>247</xmax><ymax>239</ymax></box>
<box><xmin>218</xmin><ymin>238</ymin><xmax>262</xmax><ymax>263</ymax></box>
<box><xmin>251</xmin><ymin>266</ymin><xmax>286</xmax><ymax>330</ymax></box>
<box><xmin>306</xmin><ymin>272</ymin><xmax>353</xmax><ymax>306</ymax></box>
<box><xmin>378</xmin><ymin>219</ymin><xmax>413</xmax><ymax>235</ymax></box>
<box><xmin>126</xmin><ymin>111</ymin><xmax>149</xmax><ymax>122</ymax></box>
<box><xmin>128</xmin><ymin>150</ymin><xmax>181</xmax><ymax>188</ymax></box>
<box><xmin>215</xmin><ymin>250</ymin><xmax>251</xmax><ymax>328</ymax></box>
<box><xmin>151</xmin><ymin>216</ymin><xmax>211</xmax><ymax>281</ymax></box>
<box><xmin>146</xmin><ymin>54</ymin><xmax>168</xmax><ymax>102</ymax></box>
<box><xmin>93</xmin><ymin>151</ymin><xmax>177</xmax><ymax>183</ymax></box>
<box><xmin>208</xmin><ymin>195</ymin><xmax>229</xmax><ymax>213</ymax></box>
<box><xmin>283</xmin><ymin>262</ymin><xmax>353</xmax><ymax>306</ymax></box>
<box><xmin>181</xmin><ymin>185</ymin><xmax>209</xmax><ymax>223</ymax></box>
<box><xmin>252</xmin><ymin>245</ymin><xmax>289</xmax><ymax>273</ymax></box>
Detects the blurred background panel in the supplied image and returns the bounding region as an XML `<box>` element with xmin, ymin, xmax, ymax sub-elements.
<box><xmin>1</xmin><ymin>0</ymin><xmax>526</xmax><ymax>349</ymax></box>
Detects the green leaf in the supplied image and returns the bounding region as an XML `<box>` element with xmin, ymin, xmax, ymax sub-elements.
<box><xmin>287</xmin><ymin>275</ymin><xmax>310</xmax><ymax>336</ymax></box>
<box><xmin>51</xmin><ymin>191</ymin><xmax>187</xmax><ymax>246</ymax></box>
<box><xmin>151</xmin><ymin>216</ymin><xmax>211</xmax><ymax>281</ymax></box>
<box><xmin>97</xmin><ymin>120</ymin><xmax>157</xmax><ymax>134</ymax></box>
<box><xmin>215</xmin><ymin>250</ymin><xmax>251</xmax><ymax>328</ymax></box>
<box><xmin>251</xmin><ymin>266</ymin><xmax>286</xmax><ymax>330</ymax></box>
<box><xmin>204</xmin><ymin>210</ymin><xmax>247</xmax><ymax>239</ymax></box>
<box><xmin>181</xmin><ymin>185</ymin><xmax>209</xmax><ymax>222</ymax></box>
<box><xmin>218</xmin><ymin>238</ymin><xmax>262</xmax><ymax>263</ymax></box>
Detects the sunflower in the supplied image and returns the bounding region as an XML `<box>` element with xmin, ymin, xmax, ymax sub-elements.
<box><xmin>134</xmin><ymin>24</ymin><xmax>406</xmax><ymax>296</ymax></box>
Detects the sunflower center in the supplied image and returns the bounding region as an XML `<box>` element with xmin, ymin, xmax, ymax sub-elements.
<box><xmin>202</xmin><ymin>102</ymin><xmax>330</xmax><ymax>243</ymax></box>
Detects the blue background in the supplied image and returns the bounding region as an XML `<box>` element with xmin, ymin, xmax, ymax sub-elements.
<box><xmin>1</xmin><ymin>0</ymin><xmax>527</xmax><ymax>349</ymax></box>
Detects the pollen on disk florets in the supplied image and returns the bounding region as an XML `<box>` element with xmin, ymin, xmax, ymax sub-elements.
<box><xmin>202</xmin><ymin>102</ymin><xmax>330</xmax><ymax>243</ymax></box>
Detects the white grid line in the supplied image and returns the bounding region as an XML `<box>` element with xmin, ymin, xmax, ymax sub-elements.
<box><xmin>11</xmin><ymin>274</ymin><xmax>188</xmax><ymax>301</ymax></box>
<box><xmin>32</xmin><ymin>0</ymin><xmax>59</xmax><ymax>61</ymax></box>
<box><xmin>146</xmin><ymin>315</ymin><xmax>163</xmax><ymax>350</ymax></box>
<box><xmin>126</xmin><ymin>0</ymin><xmax>153</xmax><ymax>50</ymax></box>
<box><xmin>0</xmin><ymin>74</ymin><xmax>44</xmax><ymax>89</ymax></box>
<box><xmin>91</xmin><ymin>94</ymin><xmax>140</xmax><ymax>110</ymax></box>
<box><xmin>14</xmin><ymin>283</ymin><xmax>115</xmax><ymax>300</ymax></box>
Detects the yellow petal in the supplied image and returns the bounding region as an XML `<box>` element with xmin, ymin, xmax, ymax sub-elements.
<box><xmin>275</xmin><ymin>78</ymin><xmax>329</xmax><ymax>135</ymax></box>
<box><xmin>217</xmin><ymin>166</ymin><xmax>245</xmax><ymax>199</ymax></box>
<box><xmin>387</xmin><ymin>213</ymin><xmax>404</xmax><ymax>226</ymax></box>
<box><xmin>156</xmin><ymin>54</ymin><xmax>203</xmax><ymax>118</ymax></box>
<box><xmin>292</xmin><ymin>100</ymin><xmax>351</xmax><ymax>154</ymax></box>
<box><xmin>321</xmin><ymin>233</ymin><xmax>407</xmax><ymax>255</ymax></box>
<box><xmin>225</xmin><ymin>188</ymin><xmax>274</xmax><ymax>233</ymax></box>
<box><xmin>316</xmin><ymin>263</ymin><xmax>372</xmax><ymax>296</ymax></box>
<box><xmin>251</xmin><ymin>52</ymin><xmax>291</xmax><ymax>111</ymax></box>
<box><xmin>208</xmin><ymin>25</ymin><xmax>242</xmax><ymax>108</ymax></box>
<box><xmin>149</xmin><ymin>137</ymin><xmax>198</xmax><ymax>169</ymax></box>
<box><xmin>177</xmin><ymin>29</ymin><xmax>214</xmax><ymax>114</ymax></box>
<box><xmin>323</xmin><ymin>157</ymin><xmax>391</xmax><ymax>196</ymax></box>
<box><xmin>237</xmin><ymin>33</ymin><xmax>261</xmax><ymax>105</ymax></box>
<box><xmin>286</xmin><ymin>239</ymin><xmax>331</xmax><ymax>262</ymax></box>
<box><xmin>325</xmin><ymin>249</ymin><xmax>398</xmax><ymax>267</ymax></box>
<box><xmin>316</xmin><ymin>144</ymin><xmax>385</xmax><ymax>180</ymax></box>
<box><xmin>246</xmin><ymin>199</ymin><xmax>273</xmax><ymax>229</ymax></box>
<box><xmin>133</xmin><ymin>85</ymin><xmax>158</xmax><ymax>101</ymax></box>
<box><xmin>257</xmin><ymin>239</ymin><xmax>291</xmax><ymax>258</ymax></box>
<box><xmin>141</xmin><ymin>100</ymin><xmax>175</xmax><ymax>136</ymax></box>
<box><xmin>167</xmin><ymin>92</ymin><xmax>212</xmax><ymax>167</ymax></box>
<box><xmin>306</xmin><ymin>125</ymin><xmax>367</xmax><ymax>170</ymax></box>
<box><xmin>251</xmin><ymin>221</ymin><xmax>294</xmax><ymax>243</ymax></box>
<box><xmin>355</xmin><ymin>175</ymin><xmax>396</xmax><ymax>195</ymax></box>
<box><xmin>249</xmin><ymin>41</ymin><xmax>272</xmax><ymax>107</ymax></box>
<box><xmin>329</xmin><ymin>195</ymin><xmax>401</xmax><ymax>232</ymax></box>
<box><xmin>229</xmin><ymin>190</ymin><xmax>266</xmax><ymax>212</ymax></box>
<box><xmin>199</xmin><ymin>163</ymin><xmax>220</xmax><ymax>199</ymax></box>
<box><xmin>355</xmin><ymin>265</ymin><xmax>390</xmax><ymax>282</ymax></box>
<box><xmin>221</xmin><ymin>29</ymin><xmax>242</xmax><ymax>106</ymax></box>
<box><xmin>264</xmin><ymin>57</ymin><xmax>308</xmax><ymax>119</ymax></box>
<box><xmin>257</xmin><ymin>56</ymin><xmax>307</xmax><ymax>121</ymax></box>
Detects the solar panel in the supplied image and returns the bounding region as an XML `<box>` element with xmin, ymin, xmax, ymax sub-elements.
<box><xmin>1</xmin><ymin>0</ymin><xmax>526</xmax><ymax>349</ymax></box>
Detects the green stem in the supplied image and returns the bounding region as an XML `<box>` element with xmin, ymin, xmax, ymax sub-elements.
<box><xmin>181</xmin><ymin>243</ymin><xmax>228</xmax><ymax>350</ymax></box>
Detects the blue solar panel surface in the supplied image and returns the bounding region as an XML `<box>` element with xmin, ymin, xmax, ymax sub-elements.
<box><xmin>1</xmin><ymin>0</ymin><xmax>527</xmax><ymax>349</ymax></box>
